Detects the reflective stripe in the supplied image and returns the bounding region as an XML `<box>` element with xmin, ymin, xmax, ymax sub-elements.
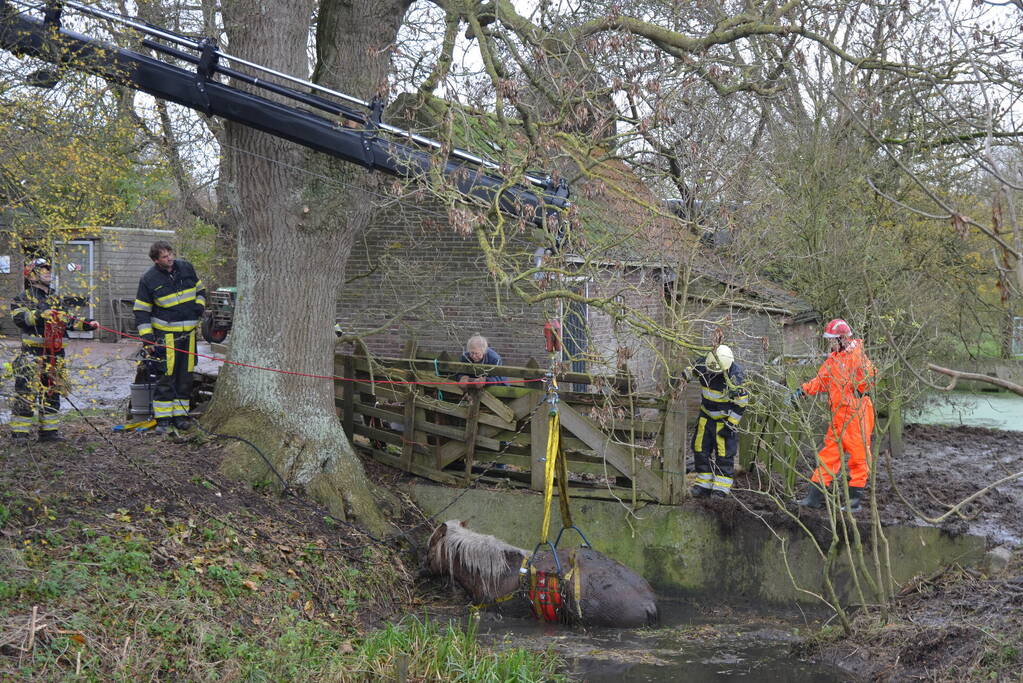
<box><xmin>154</xmin><ymin>287</ymin><xmax>197</xmax><ymax>307</ymax></box>
<box><xmin>715</xmin><ymin>423</ymin><xmax>727</xmax><ymax>460</ymax></box>
<box><xmin>713</xmin><ymin>475</ymin><xmax>733</xmax><ymax>492</ymax></box>
<box><xmin>137</xmin><ymin>323</ymin><xmax>154</xmax><ymax>336</ymax></box>
<box><xmin>701</xmin><ymin>406</ymin><xmax>728</xmax><ymax>419</ymax></box>
<box><xmin>172</xmin><ymin>399</ymin><xmax>189</xmax><ymax>417</ymax></box>
<box><xmin>727</xmin><ymin>413</ymin><xmax>742</xmax><ymax>426</ymax></box>
<box><xmin>195</xmin><ymin>296</ymin><xmax>206</xmax><ymax>307</ymax></box>
<box><xmin>21</xmin><ymin>336</ymin><xmax>45</xmax><ymax>347</ymax></box>
<box><xmin>10</xmin><ymin>418</ymin><xmax>32</xmax><ymax>433</ymax></box>
<box><xmin>133</xmin><ymin>299</ymin><xmax>153</xmax><ymax>312</ymax></box>
<box><xmin>732</xmin><ymin>393</ymin><xmax>749</xmax><ymax>408</ymax></box>
<box><xmin>153</xmin><ymin>401</ymin><xmax>176</xmax><ymax>417</ymax></box>
<box><xmin>701</xmin><ymin>387</ymin><xmax>728</xmax><ymax>401</ymax></box>
<box><xmin>152</xmin><ymin>318</ymin><xmax>198</xmax><ymax>332</ymax></box>
<box><xmin>187</xmin><ymin>332</ymin><xmax>196</xmax><ymax>373</ymax></box>
<box><xmin>164</xmin><ymin>333</ymin><xmax>176</xmax><ymax>375</ymax></box>
<box><xmin>694</xmin><ymin>415</ymin><xmax>708</xmax><ymax>447</ymax></box>
<box><xmin>694</xmin><ymin>472</ymin><xmax>713</xmax><ymax>488</ymax></box>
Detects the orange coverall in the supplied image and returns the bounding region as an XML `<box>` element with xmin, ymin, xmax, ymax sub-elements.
<box><xmin>801</xmin><ymin>338</ymin><xmax>876</xmax><ymax>488</ymax></box>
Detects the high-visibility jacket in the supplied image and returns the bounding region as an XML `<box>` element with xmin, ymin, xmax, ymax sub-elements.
<box><xmin>801</xmin><ymin>339</ymin><xmax>875</xmax><ymax>414</ymax></box>
<box><xmin>10</xmin><ymin>284</ymin><xmax>91</xmax><ymax>352</ymax></box>
<box><xmin>692</xmin><ymin>361</ymin><xmax>749</xmax><ymax>429</ymax></box>
<box><xmin>133</xmin><ymin>260</ymin><xmax>206</xmax><ymax>339</ymax></box>
<box><xmin>801</xmin><ymin>338</ymin><xmax>876</xmax><ymax>488</ymax></box>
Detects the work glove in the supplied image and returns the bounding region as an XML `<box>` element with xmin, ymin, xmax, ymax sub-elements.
<box><xmin>681</xmin><ymin>365</ymin><xmax>694</xmax><ymax>382</ymax></box>
<box><xmin>785</xmin><ymin>388</ymin><xmax>805</xmax><ymax>407</ymax></box>
<box><xmin>43</xmin><ymin>309</ymin><xmax>72</xmax><ymax>323</ymax></box>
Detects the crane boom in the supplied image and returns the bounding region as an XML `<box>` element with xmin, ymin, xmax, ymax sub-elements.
<box><xmin>0</xmin><ymin>1</ymin><xmax>570</xmax><ymax>227</ymax></box>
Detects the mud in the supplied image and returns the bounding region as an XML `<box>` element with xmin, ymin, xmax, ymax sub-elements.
<box><xmin>877</xmin><ymin>424</ymin><xmax>1023</xmax><ymax>546</ymax></box>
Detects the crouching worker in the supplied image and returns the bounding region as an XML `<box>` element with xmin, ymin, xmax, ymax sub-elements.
<box><xmin>134</xmin><ymin>241</ymin><xmax>205</xmax><ymax>434</ymax></box>
<box><xmin>9</xmin><ymin>258</ymin><xmax>99</xmax><ymax>442</ymax></box>
<box><xmin>686</xmin><ymin>345</ymin><xmax>748</xmax><ymax>498</ymax></box>
<box><xmin>788</xmin><ymin>318</ymin><xmax>876</xmax><ymax>511</ymax></box>
<box><xmin>454</xmin><ymin>335</ymin><xmax>507</xmax><ymax>388</ymax></box>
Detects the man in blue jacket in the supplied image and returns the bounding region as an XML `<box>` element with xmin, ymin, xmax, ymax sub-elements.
<box><xmin>455</xmin><ymin>335</ymin><xmax>507</xmax><ymax>387</ymax></box>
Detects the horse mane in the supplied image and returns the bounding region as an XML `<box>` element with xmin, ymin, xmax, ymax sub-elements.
<box><xmin>428</xmin><ymin>520</ymin><xmax>527</xmax><ymax>601</ymax></box>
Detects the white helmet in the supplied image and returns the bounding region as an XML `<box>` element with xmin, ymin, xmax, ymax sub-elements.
<box><xmin>705</xmin><ymin>345</ymin><xmax>734</xmax><ymax>373</ymax></box>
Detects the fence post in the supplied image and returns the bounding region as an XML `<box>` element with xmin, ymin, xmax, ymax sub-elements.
<box><xmin>531</xmin><ymin>395</ymin><xmax>549</xmax><ymax>492</ymax></box>
<box><xmin>662</xmin><ymin>391</ymin><xmax>687</xmax><ymax>504</ymax></box>
<box><xmin>463</xmin><ymin>389</ymin><xmax>481</xmax><ymax>484</ymax></box>
<box><xmin>402</xmin><ymin>387</ymin><xmax>416</xmax><ymax>471</ymax></box>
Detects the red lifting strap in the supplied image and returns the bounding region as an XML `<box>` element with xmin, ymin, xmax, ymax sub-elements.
<box><xmin>528</xmin><ymin>572</ymin><xmax>562</xmax><ymax>622</ymax></box>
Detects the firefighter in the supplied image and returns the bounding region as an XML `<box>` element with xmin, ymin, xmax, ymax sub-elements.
<box><xmin>687</xmin><ymin>344</ymin><xmax>749</xmax><ymax>498</ymax></box>
<box><xmin>134</xmin><ymin>241</ymin><xmax>205</xmax><ymax>434</ymax></box>
<box><xmin>9</xmin><ymin>257</ymin><xmax>98</xmax><ymax>442</ymax></box>
<box><xmin>789</xmin><ymin>318</ymin><xmax>877</xmax><ymax>511</ymax></box>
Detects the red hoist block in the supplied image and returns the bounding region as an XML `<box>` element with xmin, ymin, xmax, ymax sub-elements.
<box><xmin>544</xmin><ymin>320</ymin><xmax>562</xmax><ymax>353</ymax></box>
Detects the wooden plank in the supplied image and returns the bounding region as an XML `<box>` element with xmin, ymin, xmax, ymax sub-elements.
<box><xmin>661</xmin><ymin>395</ymin><xmax>687</xmax><ymax>504</ymax></box>
<box><xmin>478</xmin><ymin>390</ymin><xmax>516</xmax><ymax>424</ymax></box>
<box><xmin>349</xmin><ymin>381</ymin><xmax>403</xmax><ymax>403</ymax></box>
<box><xmin>412</xmin><ymin>419</ymin><xmax>502</xmax><ymax>451</ymax></box>
<box><xmin>358</xmin><ymin>446</ymin><xmax>466</xmax><ymax>486</ymax></box>
<box><xmin>413</xmin><ymin>394</ymin><xmax>515</xmax><ymax>431</ymax></box>
<box><xmin>557</xmin><ymin>403</ymin><xmax>664</xmax><ymax>501</ymax></box>
<box><xmin>507</xmin><ymin>391</ymin><xmax>543</xmax><ymax>420</ymax></box>
<box><xmin>531</xmin><ymin>402</ymin><xmax>550</xmax><ymax>492</ymax></box>
<box><xmin>463</xmin><ymin>391</ymin><xmax>481</xmax><ymax>484</ymax></box>
<box><xmin>352</xmin><ymin>423</ymin><xmax>427</xmax><ymax>453</ymax></box>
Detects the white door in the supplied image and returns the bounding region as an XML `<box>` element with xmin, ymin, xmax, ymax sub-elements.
<box><xmin>54</xmin><ymin>240</ymin><xmax>95</xmax><ymax>339</ymax></box>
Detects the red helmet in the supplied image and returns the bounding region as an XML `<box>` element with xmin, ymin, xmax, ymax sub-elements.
<box><xmin>822</xmin><ymin>318</ymin><xmax>852</xmax><ymax>338</ymax></box>
<box><xmin>22</xmin><ymin>257</ymin><xmax>50</xmax><ymax>279</ymax></box>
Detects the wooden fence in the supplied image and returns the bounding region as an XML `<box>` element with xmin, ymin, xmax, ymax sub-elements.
<box><xmin>334</xmin><ymin>345</ymin><xmax>688</xmax><ymax>504</ymax></box>
<box><xmin>330</xmin><ymin>345</ymin><xmax>904</xmax><ymax>505</ymax></box>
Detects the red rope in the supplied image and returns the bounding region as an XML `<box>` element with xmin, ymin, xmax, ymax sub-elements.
<box><xmin>94</xmin><ymin>323</ymin><xmax>542</xmax><ymax>386</ymax></box>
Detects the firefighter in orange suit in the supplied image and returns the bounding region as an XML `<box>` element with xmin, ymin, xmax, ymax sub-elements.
<box><xmin>789</xmin><ymin>318</ymin><xmax>876</xmax><ymax>511</ymax></box>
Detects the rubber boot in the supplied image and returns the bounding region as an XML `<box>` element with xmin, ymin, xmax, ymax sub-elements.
<box><xmin>154</xmin><ymin>419</ymin><xmax>174</xmax><ymax>435</ymax></box>
<box><xmin>797</xmin><ymin>484</ymin><xmax>826</xmax><ymax>509</ymax></box>
<box><xmin>842</xmin><ymin>486</ymin><xmax>865</xmax><ymax>512</ymax></box>
<box><xmin>174</xmin><ymin>416</ymin><xmax>194</xmax><ymax>430</ymax></box>
<box><xmin>38</xmin><ymin>431</ymin><xmax>66</xmax><ymax>443</ymax></box>
<box><xmin>690</xmin><ymin>485</ymin><xmax>712</xmax><ymax>498</ymax></box>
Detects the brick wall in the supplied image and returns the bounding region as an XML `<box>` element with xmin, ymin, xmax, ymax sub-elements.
<box><xmin>337</xmin><ymin>201</ymin><xmax>550</xmax><ymax>365</ymax></box>
<box><xmin>338</xmin><ymin>200</ymin><xmax>815</xmax><ymax>395</ymax></box>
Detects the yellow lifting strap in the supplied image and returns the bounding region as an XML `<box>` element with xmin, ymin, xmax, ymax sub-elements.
<box><xmin>539</xmin><ymin>401</ymin><xmax>573</xmax><ymax>545</ymax></box>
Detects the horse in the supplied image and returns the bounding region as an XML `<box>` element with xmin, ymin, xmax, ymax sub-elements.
<box><xmin>426</xmin><ymin>519</ymin><xmax>658</xmax><ymax>628</ymax></box>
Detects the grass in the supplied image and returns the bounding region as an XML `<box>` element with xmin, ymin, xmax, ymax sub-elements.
<box><xmin>0</xmin><ymin>475</ymin><xmax>564</xmax><ymax>681</ymax></box>
<box><xmin>339</xmin><ymin>617</ymin><xmax>565</xmax><ymax>682</ymax></box>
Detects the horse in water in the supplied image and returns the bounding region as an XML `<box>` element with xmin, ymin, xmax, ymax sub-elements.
<box><xmin>426</xmin><ymin>519</ymin><xmax>658</xmax><ymax>628</ymax></box>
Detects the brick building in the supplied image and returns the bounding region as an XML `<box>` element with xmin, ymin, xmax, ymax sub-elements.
<box><xmin>336</xmin><ymin>133</ymin><xmax>817</xmax><ymax>391</ymax></box>
<box><xmin>0</xmin><ymin>220</ymin><xmax>174</xmax><ymax>341</ymax></box>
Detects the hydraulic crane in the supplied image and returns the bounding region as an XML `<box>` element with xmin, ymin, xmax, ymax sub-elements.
<box><xmin>0</xmin><ymin>0</ymin><xmax>570</xmax><ymax>227</ymax></box>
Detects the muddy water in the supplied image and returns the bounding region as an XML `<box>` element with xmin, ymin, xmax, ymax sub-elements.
<box><xmin>907</xmin><ymin>391</ymin><xmax>1023</xmax><ymax>432</ymax></box>
<box><xmin>477</xmin><ymin>599</ymin><xmax>848</xmax><ymax>681</ymax></box>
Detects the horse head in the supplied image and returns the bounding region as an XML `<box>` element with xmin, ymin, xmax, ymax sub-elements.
<box><xmin>427</xmin><ymin>520</ymin><xmax>526</xmax><ymax>603</ymax></box>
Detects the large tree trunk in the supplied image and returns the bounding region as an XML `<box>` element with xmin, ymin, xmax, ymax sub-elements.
<box><xmin>205</xmin><ymin>0</ymin><xmax>410</xmax><ymax>535</ymax></box>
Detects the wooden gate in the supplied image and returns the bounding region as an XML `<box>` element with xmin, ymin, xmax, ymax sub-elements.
<box><xmin>334</xmin><ymin>346</ymin><xmax>688</xmax><ymax>504</ymax></box>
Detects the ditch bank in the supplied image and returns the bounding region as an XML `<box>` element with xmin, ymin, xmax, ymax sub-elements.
<box><xmin>410</xmin><ymin>483</ymin><xmax>987</xmax><ymax>606</ymax></box>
